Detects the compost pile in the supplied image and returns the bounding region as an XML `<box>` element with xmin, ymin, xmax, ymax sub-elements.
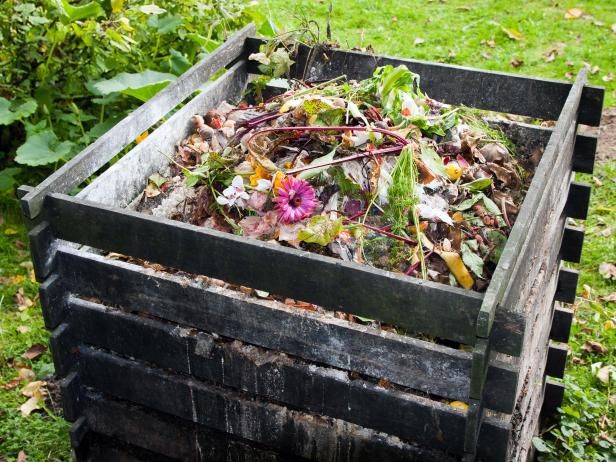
<box><xmin>149</xmin><ymin>64</ymin><xmax>530</xmax><ymax>292</ymax></box>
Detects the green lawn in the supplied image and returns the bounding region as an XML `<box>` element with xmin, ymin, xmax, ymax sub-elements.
<box><xmin>0</xmin><ymin>1</ymin><xmax>614</xmax><ymax>460</ymax></box>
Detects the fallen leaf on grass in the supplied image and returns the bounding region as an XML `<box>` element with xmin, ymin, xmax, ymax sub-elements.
<box><xmin>16</xmin><ymin>326</ymin><xmax>31</xmax><ymax>334</ymax></box>
<box><xmin>19</xmin><ymin>380</ymin><xmax>47</xmax><ymax>416</ymax></box>
<box><xmin>583</xmin><ymin>340</ymin><xmax>608</xmax><ymax>355</ymax></box>
<box><xmin>602</xmin><ymin>73</ymin><xmax>614</xmax><ymax>82</ymax></box>
<box><xmin>22</xmin><ymin>344</ymin><xmax>47</xmax><ymax>360</ymax></box>
<box><xmin>4</xmin><ymin>227</ymin><xmax>18</xmax><ymax>235</ymax></box>
<box><xmin>16</xmin><ymin>451</ymin><xmax>27</xmax><ymax>462</ymax></box>
<box><xmin>15</xmin><ymin>288</ymin><xmax>33</xmax><ymax>311</ymax></box>
<box><xmin>592</xmin><ymin>363</ymin><xmax>615</xmax><ymax>385</ymax></box>
<box><xmin>414</xmin><ymin>38</ymin><xmax>425</xmax><ymax>46</ymax></box>
<box><xmin>601</xmin><ymin>292</ymin><xmax>616</xmax><ymax>302</ymax></box>
<box><xmin>612</xmin><ymin>24</ymin><xmax>616</xmax><ymax>34</ymax></box>
<box><xmin>510</xmin><ymin>57</ymin><xmax>524</xmax><ymax>68</ymax></box>
<box><xmin>18</xmin><ymin>368</ymin><xmax>35</xmax><ymax>382</ymax></box>
<box><xmin>598</xmin><ymin>262</ymin><xmax>616</xmax><ymax>280</ymax></box>
<box><xmin>481</xmin><ymin>52</ymin><xmax>492</xmax><ymax>60</ymax></box>
<box><xmin>501</xmin><ymin>27</ymin><xmax>523</xmax><ymax>40</ymax></box>
<box><xmin>582</xmin><ymin>284</ymin><xmax>592</xmax><ymax>298</ymax></box>
<box><xmin>565</xmin><ymin>8</ymin><xmax>583</xmax><ymax>19</ymax></box>
<box><xmin>2</xmin><ymin>377</ymin><xmax>22</xmax><ymax>390</ymax></box>
<box><xmin>19</xmin><ymin>396</ymin><xmax>41</xmax><ymax>416</ymax></box>
<box><xmin>604</xmin><ymin>320</ymin><xmax>615</xmax><ymax>330</ymax></box>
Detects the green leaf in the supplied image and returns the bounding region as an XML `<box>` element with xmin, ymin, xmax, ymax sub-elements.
<box><xmin>147</xmin><ymin>14</ymin><xmax>183</xmax><ymax>34</ymax></box>
<box><xmin>90</xmin><ymin>70</ymin><xmax>177</xmax><ymax>102</ymax></box>
<box><xmin>167</xmin><ymin>49</ymin><xmax>192</xmax><ymax>76</ymax></box>
<box><xmin>532</xmin><ymin>437</ymin><xmax>551</xmax><ymax>453</ymax></box>
<box><xmin>461</xmin><ymin>177</ymin><xmax>493</xmax><ymax>192</ymax></box>
<box><xmin>148</xmin><ymin>173</ymin><xmax>167</xmax><ymax>187</ymax></box>
<box><xmin>15</xmin><ymin>130</ymin><xmax>75</xmax><ymax>166</ymax></box>
<box><xmin>0</xmin><ymin>167</ymin><xmax>22</xmax><ymax>191</ymax></box>
<box><xmin>482</xmin><ymin>195</ymin><xmax>501</xmax><ymax>215</ymax></box>
<box><xmin>298</xmin><ymin>215</ymin><xmax>343</xmax><ymax>246</ymax></box>
<box><xmin>452</xmin><ymin>194</ymin><xmax>482</xmax><ymax>211</ymax></box>
<box><xmin>461</xmin><ymin>241</ymin><xmax>484</xmax><ymax>277</ymax></box>
<box><xmin>58</xmin><ymin>0</ymin><xmax>105</xmax><ymax>21</ymax></box>
<box><xmin>0</xmin><ymin>98</ymin><xmax>37</xmax><ymax>125</ymax></box>
<box><xmin>487</xmin><ymin>230</ymin><xmax>507</xmax><ymax>264</ymax></box>
<box><xmin>419</xmin><ymin>146</ymin><xmax>447</xmax><ymax>177</ymax></box>
<box><xmin>297</xmin><ymin>145</ymin><xmax>337</xmax><ymax>180</ymax></box>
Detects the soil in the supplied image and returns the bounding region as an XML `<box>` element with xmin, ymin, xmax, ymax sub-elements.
<box><xmin>597</xmin><ymin>108</ymin><xmax>616</xmax><ymax>162</ymax></box>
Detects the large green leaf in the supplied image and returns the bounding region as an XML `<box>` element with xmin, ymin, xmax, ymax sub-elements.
<box><xmin>298</xmin><ymin>215</ymin><xmax>343</xmax><ymax>246</ymax></box>
<box><xmin>90</xmin><ymin>70</ymin><xmax>177</xmax><ymax>102</ymax></box>
<box><xmin>15</xmin><ymin>130</ymin><xmax>74</xmax><ymax>166</ymax></box>
<box><xmin>0</xmin><ymin>98</ymin><xmax>37</xmax><ymax>125</ymax></box>
<box><xmin>58</xmin><ymin>0</ymin><xmax>105</xmax><ymax>21</ymax></box>
<box><xmin>147</xmin><ymin>14</ymin><xmax>183</xmax><ymax>34</ymax></box>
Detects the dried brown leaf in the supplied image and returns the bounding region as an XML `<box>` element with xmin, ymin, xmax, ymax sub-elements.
<box><xmin>15</xmin><ymin>288</ymin><xmax>33</xmax><ymax>311</ymax></box>
<box><xmin>565</xmin><ymin>8</ymin><xmax>583</xmax><ymax>19</ymax></box>
<box><xmin>602</xmin><ymin>73</ymin><xmax>614</xmax><ymax>82</ymax></box>
<box><xmin>599</xmin><ymin>262</ymin><xmax>616</xmax><ymax>280</ymax></box>
<box><xmin>510</xmin><ymin>57</ymin><xmax>523</xmax><ymax>68</ymax></box>
<box><xmin>16</xmin><ymin>451</ymin><xmax>27</xmax><ymax>462</ymax></box>
<box><xmin>22</xmin><ymin>344</ymin><xmax>47</xmax><ymax>360</ymax></box>
<box><xmin>601</xmin><ymin>292</ymin><xmax>616</xmax><ymax>302</ymax></box>
<box><xmin>583</xmin><ymin>340</ymin><xmax>608</xmax><ymax>355</ymax></box>
<box><xmin>19</xmin><ymin>396</ymin><xmax>41</xmax><ymax>416</ymax></box>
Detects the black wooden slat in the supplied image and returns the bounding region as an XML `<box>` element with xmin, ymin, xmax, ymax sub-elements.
<box><xmin>245</xmin><ymin>38</ymin><xmax>604</xmax><ymax>126</ymax></box>
<box><xmin>28</xmin><ymin>222</ymin><xmax>56</xmax><ymax>281</ymax></box>
<box><xmin>20</xmin><ymin>24</ymin><xmax>256</xmax><ymax>220</ymax></box>
<box><xmin>49</xmin><ymin>323</ymin><xmax>73</xmax><ymax>377</ymax></box>
<box><xmin>54</xmin><ymin>246</ymin><xmax>518</xmax><ymax>413</ymax></box>
<box><xmin>541</xmin><ymin>378</ymin><xmax>565</xmax><ymax>419</ymax></box>
<box><xmin>565</xmin><ymin>181</ymin><xmax>592</xmax><ymax>220</ymax></box>
<box><xmin>572</xmin><ymin>134</ymin><xmax>598</xmax><ymax>174</ymax></box>
<box><xmin>78</xmin><ymin>432</ymin><xmax>180</xmax><ymax>462</ymax></box>
<box><xmin>560</xmin><ymin>225</ymin><xmax>585</xmax><ymax>263</ymax></box>
<box><xmin>60</xmin><ymin>371</ymin><xmax>81</xmax><ymax>422</ymax></box>
<box><xmin>39</xmin><ymin>273</ymin><xmax>66</xmax><ymax>329</ymax></box>
<box><xmin>65</xmin><ymin>297</ymin><xmax>467</xmax><ymax>451</ymax></box>
<box><xmin>79</xmin><ymin>392</ymin><xmax>297</xmax><ymax>462</ymax></box>
<box><xmin>555</xmin><ymin>267</ymin><xmax>579</xmax><ymax>304</ymax></box>
<box><xmin>78</xmin><ymin>350</ymin><xmax>464</xmax><ymax>462</ymax></box>
<box><xmin>550</xmin><ymin>306</ymin><xmax>573</xmax><ymax>343</ymax></box>
<box><xmin>545</xmin><ymin>342</ymin><xmax>568</xmax><ymax>379</ymax></box>
<box><xmin>46</xmin><ymin>194</ymin><xmax>485</xmax><ymax>346</ymax></box>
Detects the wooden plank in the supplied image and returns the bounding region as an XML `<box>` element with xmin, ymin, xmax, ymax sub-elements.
<box><xmin>545</xmin><ymin>342</ymin><xmax>568</xmax><ymax>379</ymax></box>
<box><xmin>39</xmin><ymin>273</ymin><xmax>67</xmax><ymax>329</ymax></box>
<box><xmin>65</xmin><ymin>297</ymin><xmax>470</xmax><ymax>452</ymax></box>
<box><xmin>79</xmin><ymin>60</ymin><xmax>248</xmax><ymax>209</ymax></box>
<box><xmin>555</xmin><ymin>267</ymin><xmax>579</xmax><ymax>304</ymax></box>
<box><xmin>77</xmin><ymin>353</ymin><xmax>461</xmax><ymax>462</ymax></box>
<box><xmin>245</xmin><ymin>38</ymin><xmax>604</xmax><ymax>126</ymax></box>
<box><xmin>565</xmin><ymin>181</ymin><xmax>592</xmax><ymax>220</ymax></box>
<box><xmin>49</xmin><ymin>323</ymin><xmax>74</xmax><ymax>377</ymax></box>
<box><xmin>572</xmin><ymin>134</ymin><xmax>598</xmax><ymax>174</ymax></box>
<box><xmin>79</xmin><ymin>433</ymin><xmax>180</xmax><ymax>462</ymax></box>
<box><xmin>60</xmin><ymin>371</ymin><xmax>81</xmax><ymax>422</ymax></box>
<box><xmin>550</xmin><ymin>305</ymin><xmax>573</xmax><ymax>343</ymax></box>
<box><xmin>20</xmin><ymin>24</ymin><xmax>256</xmax><ymax>220</ymax></box>
<box><xmin>541</xmin><ymin>378</ymin><xmax>565</xmax><ymax>419</ymax></box>
<box><xmin>560</xmin><ymin>225</ymin><xmax>585</xmax><ymax>263</ymax></box>
<box><xmin>79</xmin><ymin>393</ymin><xmax>294</xmax><ymax>462</ymax></box>
<box><xmin>55</xmin><ymin>246</ymin><xmax>517</xmax><ymax>412</ymax></box>
<box><xmin>28</xmin><ymin>221</ymin><xmax>56</xmax><ymax>281</ymax></box>
<box><xmin>45</xmin><ymin>195</ymin><xmax>487</xmax><ymax>346</ymax></box>
<box><xmin>478</xmin><ymin>70</ymin><xmax>586</xmax><ymax>344</ymax></box>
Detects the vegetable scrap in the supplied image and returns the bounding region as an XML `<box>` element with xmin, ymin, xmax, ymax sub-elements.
<box><xmin>146</xmin><ymin>63</ymin><xmax>532</xmax><ymax>291</ymax></box>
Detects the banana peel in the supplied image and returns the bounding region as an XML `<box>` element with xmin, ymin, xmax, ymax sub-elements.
<box><xmin>421</xmin><ymin>235</ymin><xmax>474</xmax><ymax>289</ymax></box>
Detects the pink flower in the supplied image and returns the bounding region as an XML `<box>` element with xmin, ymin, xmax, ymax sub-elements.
<box><xmin>273</xmin><ymin>176</ymin><xmax>317</xmax><ymax>223</ymax></box>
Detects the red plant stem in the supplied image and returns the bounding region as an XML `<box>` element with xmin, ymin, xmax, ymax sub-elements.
<box><xmin>248</xmin><ymin>125</ymin><xmax>411</xmax><ymax>146</ymax></box>
<box><xmin>405</xmin><ymin>249</ymin><xmax>434</xmax><ymax>275</ymax></box>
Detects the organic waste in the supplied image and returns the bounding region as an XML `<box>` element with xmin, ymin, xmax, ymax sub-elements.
<box><xmin>144</xmin><ymin>61</ymin><xmax>532</xmax><ymax>292</ymax></box>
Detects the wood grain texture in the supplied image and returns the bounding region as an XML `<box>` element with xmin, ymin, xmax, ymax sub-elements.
<box><xmin>246</xmin><ymin>38</ymin><xmax>604</xmax><ymax>126</ymax></box>
<box><xmin>45</xmin><ymin>194</ymin><xmax>487</xmax><ymax>346</ymax></box>
<box><xmin>20</xmin><ymin>24</ymin><xmax>256</xmax><ymax>219</ymax></box>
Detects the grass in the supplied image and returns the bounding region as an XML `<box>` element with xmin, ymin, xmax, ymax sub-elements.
<box><xmin>264</xmin><ymin>0</ymin><xmax>616</xmax><ymax>106</ymax></box>
<box><xmin>0</xmin><ymin>1</ymin><xmax>614</xmax><ymax>460</ymax></box>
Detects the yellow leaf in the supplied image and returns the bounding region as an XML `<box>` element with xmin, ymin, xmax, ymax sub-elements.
<box><xmin>565</xmin><ymin>8</ymin><xmax>583</xmax><ymax>19</ymax></box>
<box><xmin>4</xmin><ymin>227</ymin><xmax>18</xmax><ymax>235</ymax></box>
<box><xmin>135</xmin><ymin>130</ymin><xmax>149</xmax><ymax>143</ymax></box>
<box><xmin>111</xmin><ymin>0</ymin><xmax>124</xmax><ymax>13</ymax></box>
<box><xmin>501</xmin><ymin>27</ymin><xmax>523</xmax><ymax>41</ymax></box>
<box><xmin>19</xmin><ymin>396</ymin><xmax>41</xmax><ymax>416</ymax></box>
<box><xmin>449</xmin><ymin>400</ymin><xmax>469</xmax><ymax>411</ymax></box>
<box><xmin>604</xmin><ymin>320</ymin><xmax>615</xmax><ymax>330</ymax></box>
<box><xmin>18</xmin><ymin>368</ymin><xmax>35</xmax><ymax>382</ymax></box>
<box><xmin>436</xmin><ymin>250</ymin><xmax>475</xmax><ymax>289</ymax></box>
<box><xmin>21</xmin><ymin>380</ymin><xmax>46</xmax><ymax>398</ymax></box>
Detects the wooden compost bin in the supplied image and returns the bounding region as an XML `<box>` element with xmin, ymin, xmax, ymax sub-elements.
<box><xmin>20</xmin><ymin>24</ymin><xmax>604</xmax><ymax>461</ymax></box>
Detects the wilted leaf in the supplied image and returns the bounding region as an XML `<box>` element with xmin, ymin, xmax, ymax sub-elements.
<box><xmin>602</xmin><ymin>73</ymin><xmax>614</xmax><ymax>82</ymax></box>
<box><xmin>297</xmin><ymin>146</ymin><xmax>337</xmax><ymax>180</ymax></box>
<box><xmin>510</xmin><ymin>57</ymin><xmax>524</xmax><ymax>68</ymax></box>
<box><xmin>419</xmin><ymin>147</ymin><xmax>447</xmax><ymax>177</ymax></box>
<box><xmin>298</xmin><ymin>215</ymin><xmax>343</xmax><ymax>246</ymax></box>
<box><xmin>602</xmin><ymin>292</ymin><xmax>616</xmax><ymax>302</ymax></box>
<box><xmin>15</xmin><ymin>130</ymin><xmax>74</xmax><ymax>166</ymax></box>
<box><xmin>18</xmin><ymin>368</ymin><xmax>35</xmax><ymax>382</ymax></box>
<box><xmin>435</xmin><ymin>250</ymin><xmax>474</xmax><ymax>289</ymax></box>
<box><xmin>501</xmin><ymin>27</ymin><xmax>523</xmax><ymax>40</ymax></box>
<box><xmin>15</xmin><ymin>288</ymin><xmax>33</xmax><ymax>311</ymax></box>
<box><xmin>22</xmin><ymin>344</ymin><xmax>47</xmax><ymax>360</ymax></box>
<box><xmin>604</xmin><ymin>320</ymin><xmax>615</xmax><ymax>330</ymax></box>
<box><xmin>461</xmin><ymin>177</ymin><xmax>493</xmax><ymax>192</ymax></box>
<box><xmin>583</xmin><ymin>340</ymin><xmax>608</xmax><ymax>355</ymax></box>
<box><xmin>90</xmin><ymin>70</ymin><xmax>177</xmax><ymax>102</ymax></box>
<box><xmin>461</xmin><ymin>241</ymin><xmax>484</xmax><ymax>277</ymax></box>
<box><xmin>21</xmin><ymin>380</ymin><xmax>46</xmax><ymax>398</ymax></box>
<box><xmin>564</xmin><ymin>8</ymin><xmax>583</xmax><ymax>19</ymax></box>
<box><xmin>19</xmin><ymin>396</ymin><xmax>41</xmax><ymax>416</ymax></box>
<box><xmin>592</xmin><ymin>364</ymin><xmax>615</xmax><ymax>385</ymax></box>
<box><xmin>16</xmin><ymin>326</ymin><xmax>31</xmax><ymax>334</ymax></box>
<box><xmin>414</xmin><ymin>38</ymin><xmax>425</xmax><ymax>46</ymax></box>
<box><xmin>598</xmin><ymin>262</ymin><xmax>616</xmax><ymax>280</ymax></box>
<box><xmin>16</xmin><ymin>451</ymin><xmax>27</xmax><ymax>462</ymax></box>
